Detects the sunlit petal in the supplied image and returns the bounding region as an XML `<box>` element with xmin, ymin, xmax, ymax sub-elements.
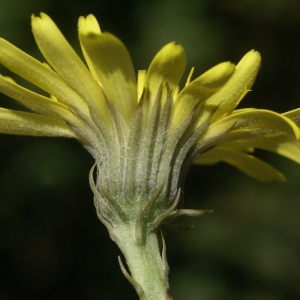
<box><xmin>197</xmin><ymin>50</ymin><xmax>261</xmax><ymax>126</ymax></box>
<box><xmin>200</xmin><ymin>109</ymin><xmax>300</xmax><ymax>144</ymax></box>
<box><xmin>31</xmin><ymin>13</ymin><xmax>111</xmax><ymax>128</ymax></box>
<box><xmin>172</xmin><ymin>61</ymin><xmax>235</xmax><ymax>129</ymax></box>
<box><xmin>0</xmin><ymin>108</ymin><xmax>75</xmax><ymax>137</ymax></box>
<box><xmin>0</xmin><ymin>38</ymin><xmax>89</xmax><ymax>117</ymax></box>
<box><xmin>226</xmin><ymin>135</ymin><xmax>300</xmax><ymax>164</ymax></box>
<box><xmin>146</xmin><ymin>42</ymin><xmax>186</xmax><ymax>105</ymax></box>
<box><xmin>194</xmin><ymin>146</ymin><xmax>286</xmax><ymax>182</ymax></box>
<box><xmin>79</xmin><ymin>15</ymin><xmax>137</xmax><ymax>125</ymax></box>
<box><xmin>0</xmin><ymin>75</ymin><xmax>79</xmax><ymax>125</ymax></box>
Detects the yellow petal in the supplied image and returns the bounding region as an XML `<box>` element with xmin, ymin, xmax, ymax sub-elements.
<box><xmin>0</xmin><ymin>75</ymin><xmax>79</xmax><ymax>125</ymax></box>
<box><xmin>31</xmin><ymin>13</ymin><xmax>111</xmax><ymax>128</ymax></box>
<box><xmin>201</xmin><ymin>109</ymin><xmax>300</xmax><ymax>144</ymax></box>
<box><xmin>0</xmin><ymin>108</ymin><xmax>75</xmax><ymax>137</ymax></box>
<box><xmin>194</xmin><ymin>146</ymin><xmax>286</xmax><ymax>182</ymax></box>
<box><xmin>227</xmin><ymin>135</ymin><xmax>300</xmax><ymax>164</ymax></box>
<box><xmin>197</xmin><ymin>50</ymin><xmax>261</xmax><ymax>125</ymax></box>
<box><xmin>79</xmin><ymin>14</ymin><xmax>101</xmax><ymax>34</ymax></box>
<box><xmin>172</xmin><ymin>61</ymin><xmax>235</xmax><ymax>129</ymax></box>
<box><xmin>79</xmin><ymin>15</ymin><xmax>137</xmax><ymax>125</ymax></box>
<box><xmin>146</xmin><ymin>42</ymin><xmax>186</xmax><ymax>104</ymax></box>
<box><xmin>0</xmin><ymin>38</ymin><xmax>89</xmax><ymax>117</ymax></box>
<box><xmin>201</xmin><ymin>107</ymin><xmax>300</xmax><ymax>164</ymax></box>
<box><xmin>77</xmin><ymin>15</ymin><xmax>101</xmax><ymax>83</ymax></box>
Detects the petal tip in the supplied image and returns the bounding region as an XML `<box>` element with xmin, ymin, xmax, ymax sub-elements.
<box><xmin>78</xmin><ymin>14</ymin><xmax>101</xmax><ymax>35</ymax></box>
<box><xmin>242</xmin><ymin>49</ymin><xmax>262</xmax><ymax>65</ymax></box>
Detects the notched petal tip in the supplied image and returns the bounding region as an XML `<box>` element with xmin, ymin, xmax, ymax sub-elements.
<box><xmin>31</xmin><ymin>12</ymin><xmax>50</xmax><ymax>25</ymax></box>
<box><xmin>78</xmin><ymin>14</ymin><xmax>101</xmax><ymax>36</ymax></box>
<box><xmin>31</xmin><ymin>13</ymin><xmax>60</xmax><ymax>40</ymax></box>
<box><xmin>30</xmin><ymin>14</ymin><xmax>39</xmax><ymax>26</ymax></box>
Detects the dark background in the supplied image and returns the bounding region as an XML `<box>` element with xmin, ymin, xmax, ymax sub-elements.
<box><xmin>1</xmin><ymin>0</ymin><xmax>300</xmax><ymax>299</ymax></box>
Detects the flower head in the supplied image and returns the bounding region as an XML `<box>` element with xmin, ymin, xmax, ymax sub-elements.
<box><xmin>1</xmin><ymin>13</ymin><xmax>300</xmax><ymax>235</ymax></box>
<box><xmin>2</xmin><ymin>13</ymin><xmax>300</xmax><ymax>299</ymax></box>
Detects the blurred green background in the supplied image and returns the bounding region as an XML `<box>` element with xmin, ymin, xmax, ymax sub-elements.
<box><xmin>1</xmin><ymin>0</ymin><xmax>300</xmax><ymax>299</ymax></box>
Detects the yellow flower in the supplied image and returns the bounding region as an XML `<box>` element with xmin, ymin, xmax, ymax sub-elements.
<box><xmin>1</xmin><ymin>11</ymin><xmax>300</xmax><ymax>228</ymax></box>
<box><xmin>1</xmin><ymin>13</ymin><xmax>300</xmax><ymax>299</ymax></box>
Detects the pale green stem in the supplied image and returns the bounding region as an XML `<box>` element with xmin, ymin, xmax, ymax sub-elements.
<box><xmin>113</xmin><ymin>223</ymin><xmax>169</xmax><ymax>300</ymax></box>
